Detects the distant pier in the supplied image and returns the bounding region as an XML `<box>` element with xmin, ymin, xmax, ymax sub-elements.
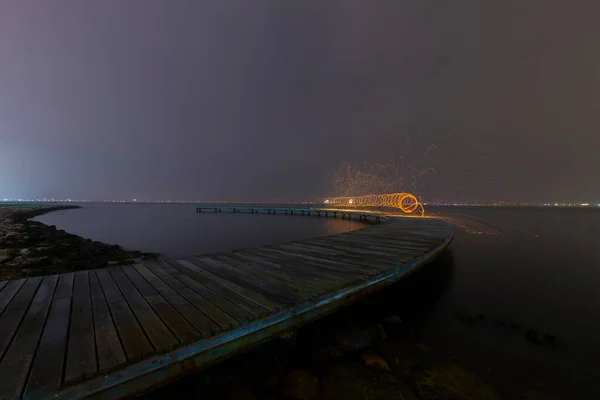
<box><xmin>0</xmin><ymin>209</ymin><xmax>453</xmax><ymax>400</ymax></box>
<box><xmin>196</xmin><ymin>206</ymin><xmax>384</xmax><ymax>223</ymax></box>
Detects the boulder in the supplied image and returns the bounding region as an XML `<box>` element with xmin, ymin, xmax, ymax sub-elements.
<box><xmin>283</xmin><ymin>370</ymin><xmax>319</xmax><ymax>400</ymax></box>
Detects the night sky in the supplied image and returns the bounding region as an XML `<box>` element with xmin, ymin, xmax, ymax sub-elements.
<box><xmin>1</xmin><ymin>1</ymin><xmax>599</xmax><ymax>202</ymax></box>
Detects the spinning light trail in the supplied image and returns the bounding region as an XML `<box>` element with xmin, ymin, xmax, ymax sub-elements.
<box><xmin>324</xmin><ymin>192</ymin><xmax>425</xmax><ymax>215</ymax></box>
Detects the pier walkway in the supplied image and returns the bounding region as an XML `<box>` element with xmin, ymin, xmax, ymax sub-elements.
<box><xmin>0</xmin><ymin>209</ymin><xmax>453</xmax><ymax>400</ymax></box>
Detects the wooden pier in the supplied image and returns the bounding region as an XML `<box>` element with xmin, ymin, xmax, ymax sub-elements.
<box><xmin>0</xmin><ymin>210</ymin><xmax>453</xmax><ymax>400</ymax></box>
<box><xmin>196</xmin><ymin>206</ymin><xmax>385</xmax><ymax>222</ymax></box>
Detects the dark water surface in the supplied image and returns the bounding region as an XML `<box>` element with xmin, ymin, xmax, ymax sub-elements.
<box><xmin>35</xmin><ymin>205</ymin><xmax>600</xmax><ymax>398</ymax></box>
<box><xmin>32</xmin><ymin>203</ymin><xmax>368</xmax><ymax>259</ymax></box>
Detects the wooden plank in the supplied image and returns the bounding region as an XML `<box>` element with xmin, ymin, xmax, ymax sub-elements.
<box><xmin>264</xmin><ymin>245</ymin><xmax>398</xmax><ymax>272</ymax></box>
<box><xmin>134</xmin><ymin>263</ymin><xmax>220</xmax><ymax>337</ymax></box>
<box><xmin>96</xmin><ymin>268</ymin><xmax>154</xmax><ymax>362</ymax></box>
<box><xmin>212</xmin><ymin>253</ymin><xmax>321</xmax><ymax>298</ymax></box>
<box><xmin>65</xmin><ymin>271</ymin><xmax>97</xmax><ymax>384</ymax></box>
<box><xmin>251</xmin><ymin>245</ymin><xmax>374</xmax><ymax>278</ymax></box>
<box><xmin>24</xmin><ymin>273</ymin><xmax>74</xmax><ymax>398</ymax></box>
<box><xmin>147</xmin><ymin>262</ymin><xmax>238</xmax><ymax>331</ymax></box>
<box><xmin>244</xmin><ymin>248</ymin><xmax>358</xmax><ymax>285</ymax></box>
<box><xmin>89</xmin><ymin>271</ymin><xmax>127</xmax><ymax>373</ymax></box>
<box><xmin>174</xmin><ymin>258</ymin><xmax>281</xmax><ymax>312</ymax></box>
<box><xmin>239</xmin><ymin>249</ymin><xmax>344</xmax><ymax>292</ymax></box>
<box><xmin>159</xmin><ymin>262</ymin><xmax>256</xmax><ymax>324</ymax></box>
<box><xmin>194</xmin><ymin>254</ymin><xmax>306</xmax><ymax>304</ymax></box>
<box><xmin>0</xmin><ymin>277</ymin><xmax>42</xmax><ymax>360</ymax></box>
<box><xmin>0</xmin><ymin>279</ymin><xmax>26</xmax><ymax>316</ymax></box>
<box><xmin>0</xmin><ymin>275</ymin><xmax>58</xmax><ymax>400</ymax></box>
<box><xmin>122</xmin><ymin>265</ymin><xmax>200</xmax><ymax>345</ymax></box>
<box><xmin>169</xmin><ymin>260</ymin><xmax>272</xmax><ymax>318</ymax></box>
<box><xmin>196</xmin><ymin>255</ymin><xmax>310</xmax><ymax>304</ymax></box>
<box><xmin>95</xmin><ymin>269</ymin><xmax>125</xmax><ymax>304</ymax></box>
<box><xmin>0</xmin><ymin>281</ymin><xmax>7</xmax><ymax>292</ymax></box>
<box><xmin>108</xmin><ymin>267</ymin><xmax>178</xmax><ymax>353</ymax></box>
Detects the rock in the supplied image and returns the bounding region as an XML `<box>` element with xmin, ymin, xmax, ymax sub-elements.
<box><xmin>335</xmin><ymin>324</ymin><xmax>387</xmax><ymax>352</ymax></box>
<box><xmin>383</xmin><ymin>315</ymin><xmax>403</xmax><ymax>324</ymax></box>
<box><xmin>226</xmin><ymin>386</ymin><xmax>256</xmax><ymax>400</ymax></box>
<box><xmin>318</xmin><ymin>345</ymin><xmax>345</xmax><ymax>358</ymax></box>
<box><xmin>542</xmin><ymin>333</ymin><xmax>556</xmax><ymax>345</ymax></box>
<box><xmin>259</xmin><ymin>355</ymin><xmax>284</xmax><ymax>390</ymax></box>
<box><xmin>416</xmin><ymin>364</ymin><xmax>500</xmax><ymax>400</ymax></box>
<box><xmin>21</xmin><ymin>256</ymin><xmax>51</xmax><ymax>268</ymax></box>
<box><xmin>525</xmin><ymin>329</ymin><xmax>541</xmax><ymax>344</ymax></box>
<box><xmin>117</xmin><ymin>259</ymin><xmax>135</xmax><ymax>265</ymax></box>
<box><xmin>365</xmin><ymin>324</ymin><xmax>387</xmax><ymax>342</ymax></box>
<box><xmin>283</xmin><ymin>370</ymin><xmax>319</xmax><ymax>400</ymax></box>
<box><xmin>5</xmin><ymin>232</ymin><xmax>18</xmax><ymax>238</ymax></box>
<box><xmin>417</xmin><ymin>344</ymin><xmax>429</xmax><ymax>353</ymax></box>
<box><xmin>335</xmin><ymin>326</ymin><xmax>371</xmax><ymax>351</ymax></box>
<box><xmin>360</xmin><ymin>354</ymin><xmax>391</xmax><ymax>372</ymax></box>
<box><xmin>20</xmin><ymin>248</ymin><xmax>30</xmax><ymax>255</ymax></box>
<box><xmin>0</xmin><ymin>255</ymin><xmax>8</xmax><ymax>263</ymax></box>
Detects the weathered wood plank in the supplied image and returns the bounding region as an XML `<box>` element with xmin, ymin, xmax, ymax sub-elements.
<box><xmin>192</xmin><ymin>254</ymin><xmax>305</xmax><ymax>304</ymax></box>
<box><xmin>122</xmin><ymin>265</ymin><xmax>200</xmax><ymax>345</ymax></box>
<box><xmin>148</xmin><ymin>262</ymin><xmax>238</xmax><ymax>331</ymax></box>
<box><xmin>134</xmin><ymin>263</ymin><xmax>220</xmax><ymax>337</ymax></box>
<box><xmin>96</xmin><ymin>268</ymin><xmax>154</xmax><ymax>362</ymax></box>
<box><xmin>0</xmin><ymin>279</ymin><xmax>26</xmax><ymax>316</ymax></box>
<box><xmin>0</xmin><ymin>277</ymin><xmax>42</xmax><ymax>361</ymax></box>
<box><xmin>89</xmin><ymin>271</ymin><xmax>127</xmax><ymax>373</ymax></box>
<box><xmin>213</xmin><ymin>252</ymin><xmax>321</xmax><ymax>298</ymax></box>
<box><xmin>0</xmin><ymin>275</ymin><xmax>58</xmax><ymax>400</ymax></box>
<box><xmin>24</xmin><ymin>273</ymin><xmax>74</xmax><ymax>398</ymax></box>
<box><xmin>240</xmin><ymin>249</ymin><xmax>343</xmax><ymax>292</ymax></box>
<box><xmin>95</xmin><ymin>269</ymin><xmax>126</xmax><ymax>304</ymax></box>
<box><xmin>65</xmin><ymin>271</ymin><xmax>97</xmax><ymax>384</ymax></box>
<box><xmin>195</xmin><ymin>255</ymin><xmax>310</xmax><ymax>304</ymax></box>
<box><xmin>170</xmin><ymin>260</ymin><xmax>272</xmax><ymax>318</ymax></box>
<box><xmin>108</xmin><ymin>267</ymin><xmax>178</xmax><ymax>353</ymax></box>
<box><xmin>175</xmin><ymin>258</ymin><xmax>281</xmax><ymax>312</ymax></box>
<box><xmin>159</xmin><ymin>261</ymin><xmax>255</xmax><ymax>324</ymax></box>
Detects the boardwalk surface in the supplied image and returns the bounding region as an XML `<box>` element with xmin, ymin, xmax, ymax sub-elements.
<box><xmin>0</xmin><ymin>215</ymin><xmax>453</xmax><ymax>400</ymax></box>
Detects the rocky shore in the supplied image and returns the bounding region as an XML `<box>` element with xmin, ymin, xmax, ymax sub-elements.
<box><xmin>0</xmin><ymin>203</ymin><xmax>157</xmax><ymax>280</ymax></box>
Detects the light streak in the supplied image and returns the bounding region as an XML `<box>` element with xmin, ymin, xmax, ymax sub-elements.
<box><xmin>325</xmin><ymin>192</ymin><xmax>425</xmax><ymax>215</ymax></box>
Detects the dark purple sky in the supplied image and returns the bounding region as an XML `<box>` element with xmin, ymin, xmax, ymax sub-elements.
<box><xmin>1</xmin><ymin>1</ymin><xmax>599</xmax><ymax>202</ymax></box>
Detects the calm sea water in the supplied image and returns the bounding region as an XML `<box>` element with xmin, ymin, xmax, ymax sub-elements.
<box><xmin>34</xmin><ymin>204</ymin><xmax>600</xmax><ymax>397</ymax></box>
<box><xmin>32</xmin><ymin>203</ymin><xmax>368</xmax><ymax>258</ymax></box>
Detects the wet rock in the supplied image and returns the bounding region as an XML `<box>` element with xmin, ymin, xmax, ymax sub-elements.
<box><xmin>525</xmin><ymin>329</ymin><xmax>541</xmax><ymax>344</ymax></box>
<box><xmin>542</xmin><ymin>333</ymin><xmax>556</xmax><ymax>345</ymax></box>
<box><xmin>259</xmin><ymin>355</ymin><xmax>284</xmax><ymax>390</ymax></box>
<box><xmin>321</xmin><ymin>363</ymin><xmax>417</xmax><ymax>400</ymax></box>
<box><xmin>383</xmin><ymin>315</ymin><xmax>403</xmax><ymax>325</ymax></box>
<box><xmin>318</xmin><ymin>345</ymin><xmax>345</xmax><ymax>358</ymax></box>
<box><xmin>416</xmin><ymin>364</ymin><xmax>500</xmax><ymax>400</ymax></box>
<box><xmin>336</xmin><ymin>325</ymin><xmax>371</xmax><ymax>351</ymax></box>
<box><xmin>509</xmin><ymin>322</ymin><xmax>522</xmax><ymax>331</ymax></box>
<box><xmin>360</xmin><ymin>354</ymin><xmax>391</xmax><ymax>372</ymax></box>
<box><xmin>226</xmin><ymin>385</ymin><xmax>256</xmax><ymax>400</ymax></box>
<box><xmin>335</xmin><ymin>324</ymin><xmax>387</xmax><ymax>352</ymax></box>
<box><xmin>283</xmin><ymin>370</ymin><xmax>319</xmax><ymax>400</ymax></box>
<box><xmin>20</xmin><ymin>248</ymin><xmax>30</xmax><ymax>255</ymax></box>
<box><xmin>5</xmin><ymin>232</ymin><xmax>18</xmax><ymax>238</ymax></box>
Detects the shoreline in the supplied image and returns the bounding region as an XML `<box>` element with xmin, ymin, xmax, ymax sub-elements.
<box><xmin>0</xmin><ymin>203</ymin><xmax>157</xmax><ymax>280</ymax></box>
